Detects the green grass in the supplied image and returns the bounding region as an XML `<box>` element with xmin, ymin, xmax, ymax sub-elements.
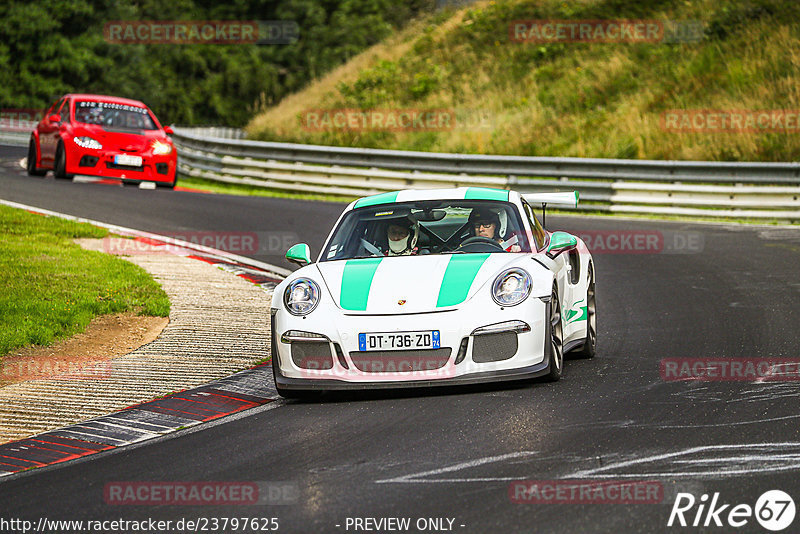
<box><xmin>0</xmin><ymin>205</ymin><xmax>170</xmax><ymax>357</ymax></box>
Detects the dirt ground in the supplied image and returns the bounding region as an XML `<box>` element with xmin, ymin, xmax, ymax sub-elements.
<box><xmin>0</xmin><ymin>313</ymin><xmax>168</xmax><ymax>386</ymax></box>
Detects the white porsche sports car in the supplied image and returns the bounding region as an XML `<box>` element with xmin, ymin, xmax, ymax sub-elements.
<box><xmin>270</xmin><ymin>187</ymin><xmax>595</xmax><ymax>397</ymax></box>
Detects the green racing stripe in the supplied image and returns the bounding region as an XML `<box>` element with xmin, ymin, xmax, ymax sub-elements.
<box><xmin>436</xmin><ymin>254</ymin><xmax>490</xmax><ymax>308</ymax></box>
<box><xmin>354</xmin><ymin>191</ymin><xmax>399</xmax><ymax>209</ymax></box>
<box><xmin>340</xmin><ymin>257</ymin><xmax>383</xmax><ymax>310</ymax></box>
<box><xmin>464</xmin><ymin>187</ymin><xmax>509</xmax><ymax>201</ymax></box>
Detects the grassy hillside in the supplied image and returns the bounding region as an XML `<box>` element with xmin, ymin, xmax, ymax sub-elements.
<box><xmin>247</xmin><ymin>0</ymin><xmax>800</xmax><ymax>161</ymax></box>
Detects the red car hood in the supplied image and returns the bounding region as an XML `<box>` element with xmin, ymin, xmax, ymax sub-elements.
<box><xmin>72</xmin><ymin>124</ymin><xmax>168</xmax><ymax>152</ymax></box>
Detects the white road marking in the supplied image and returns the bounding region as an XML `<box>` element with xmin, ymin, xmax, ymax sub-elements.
<box><xmin>375</xmin><ymin>443</ymin><xmax>800</xmax><ymax>484</ymax></box>
<box><xmin>569</xmin><ymin>443</ymin><xmax>800</xmax><ymax>479</ymax></box>
<box><xmin>375</xmin><ymin>451</ymin><xmax>538</xmax><ymax>484</ymax></box>
<box><xmin>639</xmin><ymin>413</ymin><xmax>800</xmax><ymax>429</ymax></box>
<box><xmin>570</xmin><ymin>466</ymin><xmax>800</xmax><ymax>479</ymax></box>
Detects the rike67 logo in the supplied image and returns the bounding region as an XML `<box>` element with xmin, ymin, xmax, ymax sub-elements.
<box><xmin>668</xmin><ymin>490</ymin><xmax>796</xmax><ymax>531</ymax></box>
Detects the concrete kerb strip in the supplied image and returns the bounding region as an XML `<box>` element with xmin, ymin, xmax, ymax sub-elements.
<box><xmin>0</xmin><ymin>198</ymin><xmax>293</xmax><ymax>278</ymax></box>
<box><xmin>0</xmin><ymin>199</ymin><xmax>289</xmax><ymax>477</ymax></box>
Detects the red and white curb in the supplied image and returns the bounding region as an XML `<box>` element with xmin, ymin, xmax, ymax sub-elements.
<box><xmin>0</xmin><ymin>365</ymin><xmax>277</xmax><ymax>477</ymax></box>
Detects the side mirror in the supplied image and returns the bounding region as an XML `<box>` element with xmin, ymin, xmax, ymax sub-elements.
<box><xmin>48</xmin><ymin>114</ymin><xmax>60</xmax><ymax>123</ymax></box>
<box><xmin>164</xmin><ymin>126</ymin><xmax>174</xmax><ymax>135</ymax></box>
<box><xmin>546</xmin><ymin>231</ymin><xmax>578</xmax><ymax>258</ymax></box>
<box><xmin>286</xmin><ymin>243</ymin><xmax>311</xmax><ymax>267</ymax></box>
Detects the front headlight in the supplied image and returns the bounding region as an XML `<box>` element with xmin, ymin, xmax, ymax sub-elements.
<box><xmin>491</xmin><ymin>268</ymin><xmax>532</xmax><ymax>306</ymax></box>
<box><xmin>151</xmin><ymin>140</ymin><xmax>173</xmax><ymax>155</ymax></box>
<box><xmin>74</xmin><ymin>136</ymin><xmax>102</xmax><ymax>149</ymax></box>
<box><xmin>284</xmin><ymin>278</ymin><xmax>321</xmax><ymax>315</ymax></box>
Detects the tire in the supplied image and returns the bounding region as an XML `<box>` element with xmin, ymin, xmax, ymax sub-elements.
<box><xmin>26</xmin><ymin>139</ymin><xmax>47</xmax><ymax>176</ymax></box>
<box><xmin>544</xmin><ymin>283</ymin><xmax>564</xmax><ymax>382</ymax></box>
<box><xmin>574</xmin><ymin>264</ymin><xmax>596</xmax><ymax>359</ymax></box>
<box><xmin>54</xmin><ymin>142</ymin><xmax>73</xmax><ymax>180</ymax></box>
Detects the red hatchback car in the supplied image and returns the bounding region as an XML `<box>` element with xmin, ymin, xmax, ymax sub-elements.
<box><xmin>27</xmin><ymin>94</ymin><xmax>177</xmax><ymax>187</ymax></box>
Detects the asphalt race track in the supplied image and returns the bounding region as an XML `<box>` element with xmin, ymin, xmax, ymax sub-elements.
<box><xmin>2</xmin><ymin>144</ymin><xmax>800</xmax><ymax>533</ymax></box>
<box><xmin>0</xmin><ymin>146</ymin><xmax>340</xmax><ymax>269</ymax></box>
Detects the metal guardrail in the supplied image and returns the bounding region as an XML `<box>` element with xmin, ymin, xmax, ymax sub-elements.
<box><xmin>172</xmin><ymin>128</ymin><xmax>800</xmax><ymax>220</ymax></box>
<box><xmin>3</xmin><ymin>124</ymin><xmax>796</xmax><ymax>220</ymax></box>
<box><xmin>0</xmin><ymin>124</ymin><xmax>246</xmax><ymax>148</ymax></box>
<box><xmin>0</xmin><ymin>121</ymin><xmax>35</xmax><ymax>147</ymax></box>
<box><xmin>172</xmin><ymin>126</ymin><xmax>245</xmax><ymax>140</ymax></box>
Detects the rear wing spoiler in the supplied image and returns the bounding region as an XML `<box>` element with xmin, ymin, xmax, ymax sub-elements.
<box><xmin>522</xmin><ymin>191</ymin><xmax>579</xmax><ymax>228</ymax></box>
<box><xmin>522</xmin><ymin>191</ymin><xmax>579</xmax><ymax>208</ymax></box>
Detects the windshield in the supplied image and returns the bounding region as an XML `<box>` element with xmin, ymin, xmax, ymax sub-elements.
<box><xmin>321</xmin><ymin>200</ymin><xmax>531</xmax><ymax>261</ymax></box>
<box><xmin>74</xmin><ymin>101</ymin><xmax>158</xmax><ymax>130</ymax></box>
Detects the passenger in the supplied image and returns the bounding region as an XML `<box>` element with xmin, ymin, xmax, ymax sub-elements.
<box><xmin>386</xmin><ymin>218</ymin><xmax>419</xmax><ymax>256</ymax></box>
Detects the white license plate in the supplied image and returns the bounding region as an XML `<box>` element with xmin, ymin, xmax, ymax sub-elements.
<box><xmin>358</xmin><ymin>330</ymin><xmax>440</xmax><ymax>351</ymax></box>
<box><xmin>114</xmin><ymin>154</ymin><xmax>142</xmax><ymax>166</ymax></box>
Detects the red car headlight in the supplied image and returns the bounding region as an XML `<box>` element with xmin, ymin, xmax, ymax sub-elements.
<box><xmin>74</xmin><ymin>136</ymin><xmax>102</xmax><ymax>149</ymax></box>
<box><xmin>151</xmin><ymin>140</ymin><xmax>173</xmax><ymax>155</ymax></box>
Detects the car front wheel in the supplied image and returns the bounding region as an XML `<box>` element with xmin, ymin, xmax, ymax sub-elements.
<box><xmin>573</xmin><ymin>264</ymin><xmax>596</xmax><ymax>359</ymax></box>
<box><xmin>26</xmin><ymin>139</ymin><xmax>47</xmax><ymax>177</ymax></box>
<box><xmin>54</xmin><ymin>142</ymin><xmax>73</xmax><ymax>180</ymax></box>
<box><xmin>544</xmin><ymin>284</ymin><xmax>564</xmax><ymax>382</ymax></box>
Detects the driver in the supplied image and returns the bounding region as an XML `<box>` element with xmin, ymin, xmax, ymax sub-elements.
<box><xmin>468</xmin><ymin>208</ymin><xmax>521</xmax><ymax>252</ymax></box>
<box><xmin>386</xmin><ymin>217</ymin><xmax>419</xmax><ymax>256</ymax></box>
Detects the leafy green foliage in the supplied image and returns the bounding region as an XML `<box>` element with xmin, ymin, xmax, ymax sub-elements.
<box><xmin>0</xmin><ymin>0</ymin><xmax>434</xmax><ymax>125</ymax></box>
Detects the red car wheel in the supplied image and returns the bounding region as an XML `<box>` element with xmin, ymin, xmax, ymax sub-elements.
<box><xmin>54</xmin><ymin>142</ymin><xmax>74</xmax><ymax>180</ymax></box>
<box><xmin>26</xmin><ymin>138</ymin><xmax>47</xmax><ymax>177</ymax></box>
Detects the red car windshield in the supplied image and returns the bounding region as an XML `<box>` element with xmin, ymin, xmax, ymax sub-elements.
<box><xmin>74</xmin><ymin>101</ymin><xmax>158</xmax><ymax>130</ymax></box>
